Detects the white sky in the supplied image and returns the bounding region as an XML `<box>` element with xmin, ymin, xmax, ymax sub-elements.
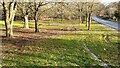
<box><xmin>100</xmin><ymin>0</ymin><xmax>120</xmax><ymax>5</ymax></box>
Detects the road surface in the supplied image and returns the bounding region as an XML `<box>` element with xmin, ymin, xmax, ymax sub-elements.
<box><xmin>92</xmin><ymin>16</ymin><xmax>120</xmax><ymax>31</ymax></box>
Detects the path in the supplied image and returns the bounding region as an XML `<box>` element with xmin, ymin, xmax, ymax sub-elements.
<box><xmin>92</xmin><ymin>16</ymin><xmax>120</xmax><ymax>31</ymax></box>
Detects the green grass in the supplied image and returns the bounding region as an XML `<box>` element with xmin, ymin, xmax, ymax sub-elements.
<box><xmin>1</xmin><ymin>20</ymin><xmax>119</xmax><ymax>66</ymax></box>
<box><xmin>3</xmin><ymin>38</ymin><xmax>100</xmax><ymax>66</ymax></box>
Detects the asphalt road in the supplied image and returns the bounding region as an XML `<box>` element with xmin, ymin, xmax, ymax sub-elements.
<box><xmin>92</xmin><ymin>16</ymin><xmax>120</xmax><ymax>31</ymax></box>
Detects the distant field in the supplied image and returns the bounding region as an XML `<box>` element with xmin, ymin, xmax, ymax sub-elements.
<box><xmin>0</xmin><ymin>20</ymin><xmax>119</xmax><ymax>67</ymax></box>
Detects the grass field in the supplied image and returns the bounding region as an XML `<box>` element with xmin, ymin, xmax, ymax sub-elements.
<box><xmin>0</xmin><ymin>20</ymin><xmax>119</xmax><ymax>67</ymax></box>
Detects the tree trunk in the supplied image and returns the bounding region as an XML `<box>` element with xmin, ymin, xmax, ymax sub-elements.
<box><xmin>79</xmin><ymin>16</ymin><xmax>81</xmax><ymax>23</ymax></box>
<box><xmin>3</xmin><ymin>2</ymin><xmax>17</xmax><ymax>38</ymax></box>
<box><xmin>88</xmin><ymin>13</ymin><xmax>91</xmax><ymax>30</ymax></box>
<box><xmin>5</xmin><ymin>20</ymin><xmax>13</xmax><ymax>38</ymax></box>
<box><xmin>34</xmin><ymin>12</ymin><xmax>39</xmax><ymax>32</ymax></box>
<box><xmin>81</xmin><ymin>17</ymin><xmax>84</xmax><ymax>23</ymax></box>
<box><xmin>82</xmin><ymin>20</ymin><xmax>84</xmax><ymax>23</ymax></box>
<box><xmin>24</xmin><ymin>15</ymin><xmax>29</xmax><ymax>29</ymax></box>
<box><xmin>35</xmin><ymin>18</ymin><xmax>39</xmax><ymax>32</ymax></box>
<box><xmin>4</xmin><ymin>7</ymin><xmax>10</xmax><ymax>37</ymax></box>
<box><xmin>86</xmin><ymin>16</ymin><xmax>89</xmax><ymax>27</ymax></box>
<box><xmin>5</xmin><ymin>19</ymin><xmax>10</xmax><ymax>37</ymax></box>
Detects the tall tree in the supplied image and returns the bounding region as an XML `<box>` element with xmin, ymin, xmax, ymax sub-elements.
<box><xmin>31</xmin><ymin>2</ymin><xmax>48</xmax><ymax>32</ymax></box>
<box><xmin>17</xmin><ymin>3</ymin><xmax>32</xmax><ymax>29</ymax></box>
<box><xmin>2</xmin><ymin>2</ymin><xmax>17</xmax><ymax>38</ymax></box>
<box><xmin>77</xmin><ymin>2</ymin><xmax>84</xmax><ymax>24</ymax></box>
<box><xmin>85</xmin><ymin>1</ymin><xmax>95</xmax><ymax>30</ymax></box>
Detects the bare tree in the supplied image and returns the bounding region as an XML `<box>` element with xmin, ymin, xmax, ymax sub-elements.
<box><xmin>2</xmin><ymin>2</ymin><xmax>17</xmax><ymax>38</ymax></box>
<box><xmin>85</xmin><ymin>1</ymin><xmax>94</xmax><ymax>30</ymax></box>
<box><xmin>17</xmin><ymin>3</ymin><xmax>32</xmax><ymax>29</ymax></box>
<box><xmin>31</xmin><ymin>2</ymin><xmax>48</xmax><ymax>32</ymax></box>
<box><xmin>77</xmin><ymin>2</ymin><xmax>84</xmax><ymax>24</ymax></box>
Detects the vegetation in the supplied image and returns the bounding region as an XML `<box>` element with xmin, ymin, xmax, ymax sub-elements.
<box><xmin>2</xmin><ymin>2</ymin><xmax>17</xmax><ymax>37</ymax></box>
<box><xmin>1</xmin><ymin>20</ymin><xmax>119</xmax><ymax>66</ymax></box>
<box><xmin>98</xmin><ymin>2</ymin><xmax>120</xmax><ymax>22</ymax></box>
<box><xmin>0</xmin><ymin>0</ymin><xmax>119</xmax><ymax>67</ymax></box>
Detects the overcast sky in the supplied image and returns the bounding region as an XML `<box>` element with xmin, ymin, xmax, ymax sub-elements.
<box><xmin>100</xmin><ymin>0</ymin><xmax>120</xmax><ymax>5</ymax></box>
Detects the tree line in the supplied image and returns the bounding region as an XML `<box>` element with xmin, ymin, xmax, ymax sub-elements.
<box><xmin>98</xmin><ymin>2</ymin><xmax>120</xmax><ymax>22</ymax></box>
<box><xmin>1</xmin><ymin>1</ymin><xmax>120</xmax><ymax>38</ymax></box>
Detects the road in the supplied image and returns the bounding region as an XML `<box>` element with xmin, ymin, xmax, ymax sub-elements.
<box><xmin>92</xmin><ymin>16</ymin><xmax>120</xmax><ymax>31</ymax></box>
